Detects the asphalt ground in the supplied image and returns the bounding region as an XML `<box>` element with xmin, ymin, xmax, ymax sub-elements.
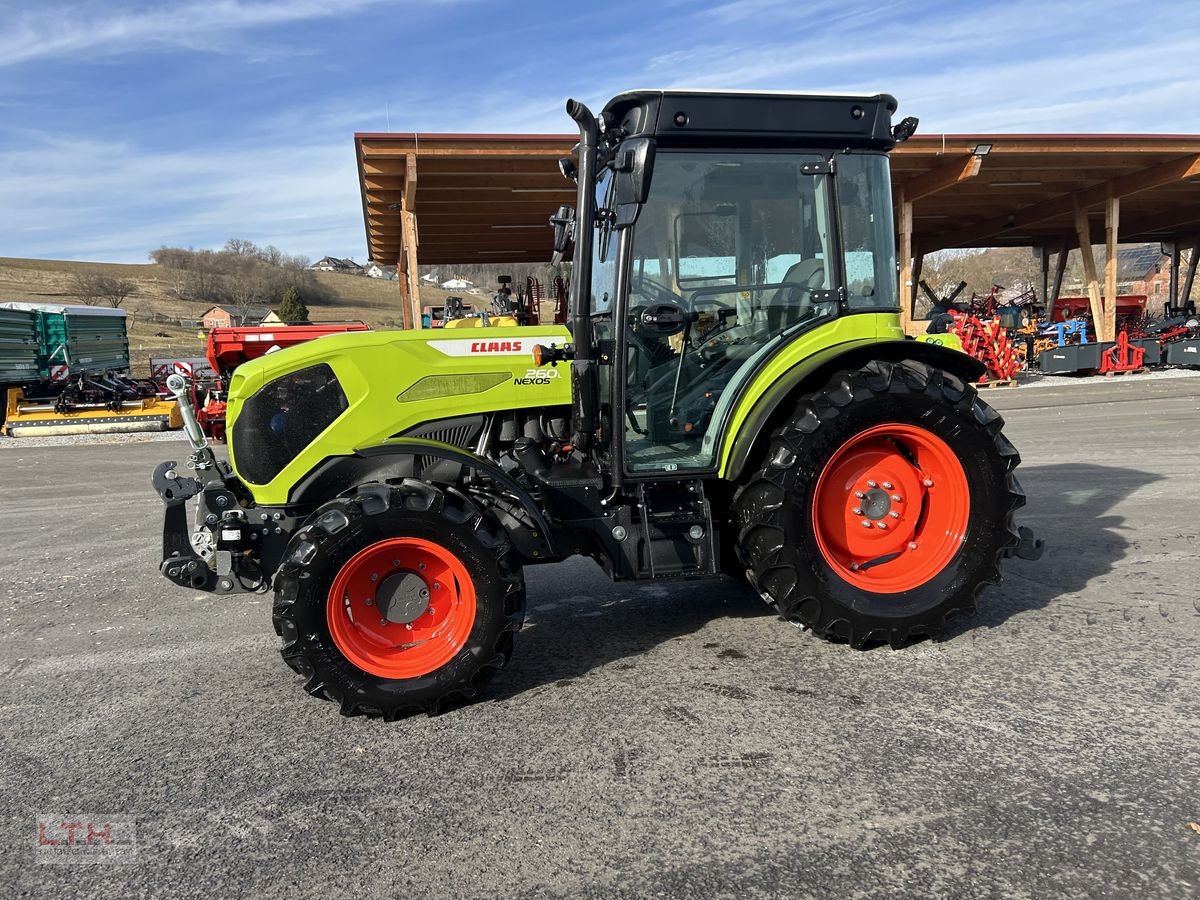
<box><xmin>2</xmin><ymin>374</ymin><xmax>1198</xmax><ymax>898</ymax></box>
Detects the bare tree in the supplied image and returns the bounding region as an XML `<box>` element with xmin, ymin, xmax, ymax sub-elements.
<box><xmin>97</xmin><ymin>276</ymin><xmax>136</xmax><ymax>308</ymax></box>
<box><xmin>68</xmin><ymin>271</ymin><xmax>104</xmax><ymax>305</ymax></box>
<box><xmin>223</xmin><ymin>238</ymin><xmax>257</xmax><ymax>257</ymax></box>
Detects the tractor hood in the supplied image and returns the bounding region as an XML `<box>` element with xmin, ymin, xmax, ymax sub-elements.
<box><xmin>225</xmin><ymin>325</ymin><xmax>571</xmax><ymax>505</ymax></box>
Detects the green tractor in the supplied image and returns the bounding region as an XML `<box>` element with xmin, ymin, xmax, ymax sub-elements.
<box><xmin>155</xmin><ymin>89</ymin><xmax>1041</xmax><ymax>718</ymax></box>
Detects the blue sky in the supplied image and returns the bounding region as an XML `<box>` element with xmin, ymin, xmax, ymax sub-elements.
<box><xmin>1</xmin><ymin>0</ymin><xmax>1198</xmax><ymax>263</ymax></box>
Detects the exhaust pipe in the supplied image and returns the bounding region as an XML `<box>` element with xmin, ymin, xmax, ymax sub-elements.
<box><xmin>565</xmin><ymin>98</ymin><xmax>600</xmax><ymax>452</ymax></box>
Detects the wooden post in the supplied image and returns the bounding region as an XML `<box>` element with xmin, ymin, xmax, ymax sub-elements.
<box><xmin>1036</xmin><ymin>245</ymin><xmax>1049</xmax><ymax>308</ymax></box>
<box><xmin>1072</xmin><ymin>198</ymin><xmax>1104</xmax><ymax>338</ymax></box>
<box><xmin>403</xmin><ymin>210</ymin><xmax>421</xmax><ymax>329</ymax></box>
<box><xmin>1166</xmin><ymin>241</ymin><xmax>1179</xmax><ymax>313</ymax></box>
<box><xmin>896</xmin><ymin>186</ymin><xmax>913</xmax><ymax>332</ymax></box>
<box><xmin>912</xmin><ymin>244</ymin><xmax>924</xmax><ymax>320</ymax></box>
<box><xmin>1103</xmin><ymin>187</ymin><xmax>1120</xmax><ymax>342</ymax></box>
<box><xmin>396</xmin><ymin>247</ymin><xmax>413</xmax><ymax>330</ymax></box>
<box><xmin>1049</xmin><ymin>241</ymin><xmax>1069</xmax><ymax>322</ymax></box>
<box><xmin>1181</xmin><ymin>240</ymin><xmax>1200</xmax><ymax>311</ymax></box>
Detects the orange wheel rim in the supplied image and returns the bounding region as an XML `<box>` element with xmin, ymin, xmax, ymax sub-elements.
<box><xmin>326</xmin><ymin>538</ymin><xmax>476</xmax><ymax>679</ymax></box>
<box><xmin>811</xmin><ymin>423</ymin><xmax>970</xmax><ymax>594</ymax></box>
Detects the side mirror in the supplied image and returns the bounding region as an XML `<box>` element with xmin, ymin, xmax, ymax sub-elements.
<box><xmin>549</xmin><ymin>205</ymin><xmax>575</xmax><ymax>263</ymax></box>
<box><xmin>612</xmin><ymin>137</ymin><xmax>656</xmax><ymax>229</ymax></box>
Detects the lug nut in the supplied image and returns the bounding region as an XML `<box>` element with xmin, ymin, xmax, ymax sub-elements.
<box><xmin>854</xmin><ymin>491</ymin><xmax>865</xmax><ymax>499</ymax></box>
<box><xmin>418</xmin><ymin>562</ymin><xmax>425</xmax><ymax>570</ymax></box>
<box><xmin>852</xmin><ymin>508</ymin><xmax>863</xmax><ymax>516</ymax></box>
<box><xmin>365</xmin><ymin>598</ymin><xmax>373</xmax><ymax>606</ymax></box>
<box><xmin>889</xmin><ymin>511</ymin><xmax>900</xmax><ymax>519</ymax></box>
<box><xmin>419</xmin><ymin>588</ymin><xmax>430</xmax><ymax>600</ymax></box>
<box><xmin>861</xmin><ymin>521</ymin><xmax>872</xmax><ymax>528</ymax></box>
<box><xmin>866</xmin><ymin>480</ymin><xmax>878</xmax><ymax>488</ymax></box>
<box><xmin>878</xmin><ymin>522</ymin><xmax>888</xmax><ymax>529</ymax></box>
<box><xmin>908</xmin><ymin>542</ymin><xmax>918</xmax><ymax>550</ymax></box>
<box><xmin>370</xmin><ymin>573</ymin><xmax>379</xmax><ymax>582</ymax></box>
<box><xmin>393</xmin><ymin>560</ymin><xmax>401</xmax><ymax>567</ymax></box>
<box><xmin>923</xmin><ymin>479</ymin><xmax>934</xmax><ymax>487</ymax></box>
<box><xmin>892</xmin><ymin>494</ymin><xmax>902</xmax><ymax>502</ymax></box>
<box><xmin>405</xmin><ymin>623</ymin><xmax>412</xmax><ymax>630</ymax></box>
<box><xmin>850</xmin><ymin>563</ymin><xmax>860</xmax><ymax>571</ymax></box>
<box><xmin>882</xmin><ymin>482</ymin><xmax>893</xmax><ymax>490</ymax></box>
<box><xmin>427</xmin><ymin>607</ymin><xmax>435</xmax><ymax>616</ymax></box>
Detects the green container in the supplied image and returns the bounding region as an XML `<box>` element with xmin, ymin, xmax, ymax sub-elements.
<box><xmin>0</xmin><ymin>307</ymin><xmax>40</xmax><ymax>384</ymax></box>
<box><xmin>0</xmin><ymin>302</ymin><xmax>131</xmax><ymax>379</ymax></box>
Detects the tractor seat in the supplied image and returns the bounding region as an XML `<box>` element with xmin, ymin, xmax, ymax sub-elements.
<box><xmin>767</xmin><ymin>259</ymin><xmax>825</xmax><ymax>332</ymax></box>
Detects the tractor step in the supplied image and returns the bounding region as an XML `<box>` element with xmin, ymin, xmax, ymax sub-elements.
<box><xmin>1102</xmin><ymin>368</ymin><xmax>1145</xmax><ymax>377</ymax></box>
<box><xmin>636</xmin><ymin>480</ymin><xmax>717</xmax><ymax>579</ymax></box>
<box><xmin>975</xmin><ymin>379</ymin><xmax>1018</xmax><ymax>389</ymax></box>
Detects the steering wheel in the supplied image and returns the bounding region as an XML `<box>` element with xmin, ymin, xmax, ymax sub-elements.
<box><xmin>630</xmin><ymin>271</ymin><xmax>679</xmax><ymax>307</ymax></box>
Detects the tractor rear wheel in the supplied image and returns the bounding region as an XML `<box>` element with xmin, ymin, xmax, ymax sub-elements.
<box><xmin>734</xmin><ymin>360</ymin><xmax>1024</xmax><ymax>648</ymax></box>
<box><xmin>272</xmin><ymin>481</ymin><xmax>524</xmax><ymax>718</ymax></box>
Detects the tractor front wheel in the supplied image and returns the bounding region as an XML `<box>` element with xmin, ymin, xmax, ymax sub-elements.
<box><xmin>272</xmin><ymin>481</ymin><xmax>524</xmax><ymax>718</ymax></box>
<box><xmin>734</xmin><ymin>360</ymin><xmax>1024</xmax><ymax>648</ymax></box>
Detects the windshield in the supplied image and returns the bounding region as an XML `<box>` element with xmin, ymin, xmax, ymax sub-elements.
<box><xmin>621</xmin><ymin>149</ymin><xmax>896</xmax><ymax>473</ymax></box>
<box><xmin>628</xmin><ymin>151</ymin><xmax>835</xmax><ymax>337</ymax></box>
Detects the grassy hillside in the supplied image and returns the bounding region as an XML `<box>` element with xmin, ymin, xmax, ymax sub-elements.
<box><xmin>0</xmin><ymin>257</ymin><xmax>470</xmax><ymax>373</ymax></box>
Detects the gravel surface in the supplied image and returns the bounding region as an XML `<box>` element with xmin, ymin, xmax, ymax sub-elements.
<box><xmin>1</xmin><ymin>378</ymin><xmax>1198</xmax><ymax>898</ymax></box>
<box><xmin>0</xmin><ymin>429</ymin><xmax>185</xmax><ymax>450</ymax></box>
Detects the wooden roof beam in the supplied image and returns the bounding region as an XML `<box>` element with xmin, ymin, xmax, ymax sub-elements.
<box><xmin>902</xmin><ymin>155</ymin><xmax>983</xmax><ymax>203</ymax></box>
<box><xmin>942</xmin><ymin>153</ymin><xmax>1200</xmax><ymax>248</ymax></box>
<box><xmin>404</xmin><ymin>153</ymin><xmax>417</xmax><ymax>213</ymax></box>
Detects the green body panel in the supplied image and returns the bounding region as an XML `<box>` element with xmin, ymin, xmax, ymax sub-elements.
<box><xmin>916</xmin><ymin>332</ymin><xmax>964</xmax><ymax>351</ymax></box>
<box><xmin>226</xmin><ymin>325</ymin><xmax>571</xmax><ymax>505</ymax></box>
<box><xmin>715</xmin><ymin>312</ymin><xmax>898</xmax><ymax>475</ymax></box>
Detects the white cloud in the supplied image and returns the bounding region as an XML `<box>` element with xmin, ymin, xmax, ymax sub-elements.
<box><xmin>0</xmin><ymin>130</ymin><xmax>364</xmax><ymax>261</ymax></box>
<box><xmin>0</xmin><ymin>0</ymin><xmax>442</xmax><ymax>67</ymax></box>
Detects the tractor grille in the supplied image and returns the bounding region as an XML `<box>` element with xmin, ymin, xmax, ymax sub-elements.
<box><xmin>233</xmin><ymin>364</ymin><xmax>348</xmax><ymax>484</ymax></box>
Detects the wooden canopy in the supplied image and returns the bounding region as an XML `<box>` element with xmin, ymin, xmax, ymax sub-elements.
<box><xmin>356</xmin><ymin>131</ymin><xmax>1200</xmax><ymax>334</ymax></box>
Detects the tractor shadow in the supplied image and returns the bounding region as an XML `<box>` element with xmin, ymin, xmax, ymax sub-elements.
<box><xmin>491</xmin><ymin>462</ymin><xmax>1158</xmax><ymax>697</ymax></box>
<box><xmin>942</xmin><ymin>461</ymin><xmax>1161</xmax><ymax>637</ymax></box>
<box><xmin>489</xmin><ymin>570</ymin><xmax>764</xmax><ymax>700</ymax></box>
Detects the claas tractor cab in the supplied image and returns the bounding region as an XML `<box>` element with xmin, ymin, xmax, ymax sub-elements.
<box><xmin>154</xmin><ymin>89</ymin><xmax>1041</xmax><ymax>719</ymax></box>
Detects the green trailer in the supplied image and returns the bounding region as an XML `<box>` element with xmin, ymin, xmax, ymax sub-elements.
<box><xmin>0</xmin><ymin>301</ymin><xmax>131</xmax><ymax>380</ymax></box>
<box><xmin>0</xmin><ymin>301</ymin><xmax>179</xmax><ymax>436</ymax></box>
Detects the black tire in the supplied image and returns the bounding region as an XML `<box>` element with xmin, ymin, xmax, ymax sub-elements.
<box><xmin>272</xmin><ymin>480</ymin><xmax>525</xmax><ymax>719</ymax></box>
<box><xmin>733</xmin><ymin>359</ymin><xmax>1024</xmax><ymax>648</ymax></box>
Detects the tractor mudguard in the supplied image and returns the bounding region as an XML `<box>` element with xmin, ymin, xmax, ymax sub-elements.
<box><xmin>721</xmin><ymin>338</ymin><xmax>986</xmax><ymax>482</ymax></box>
<box><xmin>289</xmin><ymin>438</ymin><xmax>559</xmax><ymax>560</ymax></box>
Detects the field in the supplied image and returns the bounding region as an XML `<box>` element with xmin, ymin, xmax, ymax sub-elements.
<box><xmin>0</xmin><ymin>257</ymin><xmax>470</xmax><ymax>372</ymax></box>
<box><xmin>1</xmin><ymin>374</ymin><xmax>1198</xmax><ymax>896</ymax></box>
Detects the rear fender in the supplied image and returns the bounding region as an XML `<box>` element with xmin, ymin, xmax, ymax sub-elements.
<box><xmin>721</xmin><ymin>340</ymin><xmax>986</xmax><ymax>482</ymax></box>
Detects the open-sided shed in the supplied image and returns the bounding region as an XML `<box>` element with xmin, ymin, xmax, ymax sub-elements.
<box><xmin>357</xmin><ymin>130</ymin><xmax>1200</xmax><ymax>336</ymax></box>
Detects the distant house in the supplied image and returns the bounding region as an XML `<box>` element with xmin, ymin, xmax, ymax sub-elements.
<box><xmin>365</xmin><ymin>263</ymin><xmax>397</xmax><ymax>280</ymax></box>
<box><xmin>420</xmin><ymin>272</ymin><xmax>440</xmax><ymax>284</ymax></box>
<box><xmin>310</xmin><ymin>256</ymin><xmax>365</xmax><ymax>274</ymax></box>
<box><xmin>261</xmin><ymin>311</ymin><xmax>284</xmax><ymax>324</ymax></box>
<box><xmin>200</xmin><ymin>305</ymin><xmax>275</xmax><ymax>329</ymax></box>
<box><xmin>1119</xmin><ymin>245</ymin><xmax>1170</xmax><ymax>299</ymax></box>
<box><xmin>440</xmin><ymin>277</ymin><xmax>474</xmax><ymax>290</ymax></box>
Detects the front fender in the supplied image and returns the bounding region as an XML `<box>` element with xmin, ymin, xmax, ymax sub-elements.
<box><xmin>289</xmin><ymin>439</ymin><xmax>559</xmax><ymax>559</ymax></box>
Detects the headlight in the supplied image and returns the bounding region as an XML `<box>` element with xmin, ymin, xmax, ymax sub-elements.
<box><xmin>231</xmin><ymin>364</ymin><xmax>348</xmax><ymax>484</ymax></box>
